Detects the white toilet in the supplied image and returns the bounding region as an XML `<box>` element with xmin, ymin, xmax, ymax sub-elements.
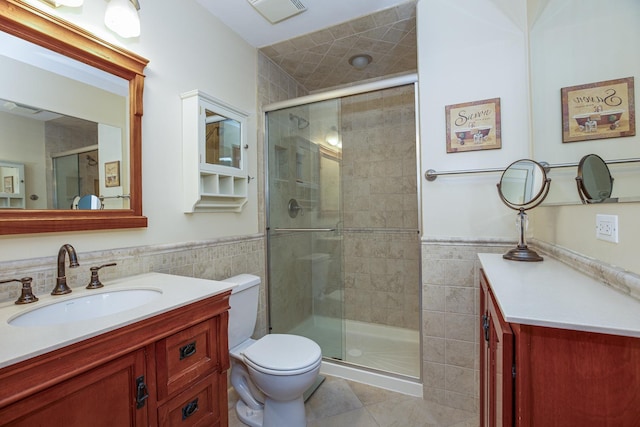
<box><xmin>224</xmin><ymin>274</ymin><xmax>322</xmax><ymax>427</ymax></box>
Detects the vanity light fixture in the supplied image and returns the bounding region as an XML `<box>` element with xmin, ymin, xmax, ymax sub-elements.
<box><xmin>348</xmin><ymin>54</ymin><xmax>372</xmax><ymax>70</ymax></box>
<box><xmin>105</xmin><ymin>0</ymin><xmax>141</xmax><ymax>38</ymax></box>
<box><xmin>39</xmin><ymin>0</ymin><xmax>140</xmax><ymax>38</ymax></box>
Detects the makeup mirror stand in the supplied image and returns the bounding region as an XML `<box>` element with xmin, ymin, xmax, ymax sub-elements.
<box><xmin>497</xmin><ymin>159</ymin><xmax>551</xmax><ymax>262</ymax></box>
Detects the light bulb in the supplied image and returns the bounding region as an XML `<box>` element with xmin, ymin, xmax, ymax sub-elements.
<box><xmin>325</xmin><ymin>127</ymin><xmax>340</xmax><ymax>146</ymax></box>
<box><xmin>105</xmin><ymin>0</ymin><xmax>141</xmax><ymax>38</ymax></box>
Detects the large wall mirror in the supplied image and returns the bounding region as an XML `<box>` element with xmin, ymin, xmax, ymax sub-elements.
<box><xmin>0</xmin><ymin>0</ymin><xmax>148</xmax><ymax>234</ymax></box>
<box><xmin>529</xmin><ymin>0</ymin><xmax>640</xmax><ymax>205</ymax></box>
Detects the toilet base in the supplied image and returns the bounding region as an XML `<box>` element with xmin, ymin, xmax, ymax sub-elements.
<box><xmin>263</xmin><ymin>396</ymin><xmax>306</xmax><ymax>427</ymax></box>
<box><xmin>235</xmin><ymin>399</ymin><xmax>263</xmax><ymax>427</ymax></box>
<box><xmin>235</xmin><ymin>396</ymin><xmax>306</xmax><ymax>427</ymax></box>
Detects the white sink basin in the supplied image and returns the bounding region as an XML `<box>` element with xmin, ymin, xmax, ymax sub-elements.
<box><xmin>8</xmin><ymin>289</ymin><xmax>162</xmax><ymax>327</ymax></box>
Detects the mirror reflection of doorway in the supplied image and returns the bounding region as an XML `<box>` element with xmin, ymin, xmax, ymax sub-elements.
<box><xmin>53</xmin><ymin>148</ymin><xmax>99</xmax><ymax>209</ymax></box>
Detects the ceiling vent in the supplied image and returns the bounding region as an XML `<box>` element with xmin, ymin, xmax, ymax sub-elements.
<box><xmin>247</xmin><ymin>0</ymin><xmax>307</xmax><ymax>24</ymax></box>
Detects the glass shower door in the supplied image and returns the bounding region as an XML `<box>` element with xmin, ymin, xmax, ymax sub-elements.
<box><xmin>53</xmin><ymin>153</ymin><xmax>80</xmax><ymax>209</ymax></box>
<box><xmin>266</xmin><ymin>101</ymin><xmax>344</xmax><ymax>361</ymax></box>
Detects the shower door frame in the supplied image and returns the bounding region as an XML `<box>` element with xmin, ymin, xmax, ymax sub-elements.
<box><xmin>52</xmin><ymin>145</ymin><xmax>100</xmax><ymax>209</ymax></box>
<box><xmin>263</xmin><ymin>73</ymin><xmax>423</xmax><ymax>381</ymax></box>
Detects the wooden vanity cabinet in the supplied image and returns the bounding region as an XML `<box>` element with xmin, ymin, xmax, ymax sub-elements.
<box><xmin>0</xmin><ymin>348</ymin><xmax>147</xmax><ymax>427</ymax></box>
<box><xmin>0</xmin><ymin>291</ymin><xmax>231</xmax><ymax>427</ymax></box>
<box><xmin>480</xmin><ymin>270</ymin><xmax>640</xmax><ymax>427</ymax></box>
<box><xmin>479</xmin><ymin>270</ymin><xmax>513</xmax><ymax>427</ymax></box>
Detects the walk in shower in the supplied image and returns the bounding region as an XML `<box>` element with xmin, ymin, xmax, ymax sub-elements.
<box><xmin>53</xmin><ymin>148</ymin><xmax>99</xmax><ymax>209</ymax></box>
<box><xmin>266</xmin><ymin>76</ymin><xmax>421</xmax><ymax>381</ymax></box>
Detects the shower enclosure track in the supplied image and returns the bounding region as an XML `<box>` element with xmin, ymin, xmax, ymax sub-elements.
<box><xmin>272</xmin><ymin>228</ymin><xmax>335</xmax><ymax>232</ymax></box>
<box><xmin>272</xmin><ymin>228</ymin><xmax>418</xmax><ymax>233</ymax></box>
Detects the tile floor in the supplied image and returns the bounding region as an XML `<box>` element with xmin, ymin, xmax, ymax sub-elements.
<box><xmin>228</xmin><ymin>375</ymin><xmax>479</xmax><ymax>427</ymax></box>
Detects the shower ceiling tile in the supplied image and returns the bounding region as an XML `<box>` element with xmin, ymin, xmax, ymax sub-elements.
<box><xmin>259</xmin><ymin>2</ymin><xmax>416</xmax><ymax>92</ymax></box>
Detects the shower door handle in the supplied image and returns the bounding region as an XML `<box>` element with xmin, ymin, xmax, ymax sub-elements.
<box><xmin>273</xmin><ymin>228</ymin><xmax>336</xmax><ymax>232</ymax></box>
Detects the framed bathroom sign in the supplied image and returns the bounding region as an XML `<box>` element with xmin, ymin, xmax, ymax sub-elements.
<box><xmin>104</xmin><ymin>161</ymin><xmax>120</xmax><ymax>187</ymax></box>
<box><xmin>445</xmin><ymin>97</ymin><xmax>502</xmax><ymax>153</ymax></box>
<box><xmin>561</xmin><ymin>77</ymin><xmax>636</xmax><ymax>143</ymax></box>
<box><xmin>3</xmin><ymin>176</ymin><xmax>13</xmax><ymax>193</ymax></box>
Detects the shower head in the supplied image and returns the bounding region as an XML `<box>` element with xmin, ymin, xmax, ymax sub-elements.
<box><xmin>289</xmin><ymin>113</ymin><xmax>309</xmax><ymax>129</ymax></box>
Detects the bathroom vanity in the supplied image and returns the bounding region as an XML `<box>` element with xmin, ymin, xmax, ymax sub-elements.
<box><xmin>0</xmin><ymin>273</ymin><xmax>234</xmax><ymax>427</ymax></box>
<box><xmin>479</xmin><ymin>253</ymin><xmax>640</xmax><ymax>427</ymax></box>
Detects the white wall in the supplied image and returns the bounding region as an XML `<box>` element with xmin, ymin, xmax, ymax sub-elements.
<box><xmin>0</xmin><ymin>112</ymin><xmax>47</xmax><ymax>209</ymax></box>
<box><xmin>418</xmin><ymin>0</ymin><xmax>531</xmax><ymax>240</ymax></box>
<box><xmin>534</xmin><ymin>203</ymin><xmax>640</xmax><ymax>273</ymax></box>
<box><xmin>0</xmin><ymin>0</ymin><xmax>258</xmax><ymax>261</ymax></box>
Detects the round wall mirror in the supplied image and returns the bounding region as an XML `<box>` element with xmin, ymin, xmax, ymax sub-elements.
<box><xmin>576</xmin><ymin>154</ymin><xmax>614</xmax><ymax>203</ymax></box>
<box><xmin>497</xmin><ymin>159</ymin><xmax>551</xmax><ymax>262</ymax></box>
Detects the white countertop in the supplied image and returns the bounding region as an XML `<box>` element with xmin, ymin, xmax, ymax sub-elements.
<box><xmin>0</xmin><ymin>272</ymin><xmax>235</xmax><ymax>369</ymax></box>
<box><xmin>479</xmin><ymin>253</ymin><xmax>640</xmax><ymax>338</ymax></box>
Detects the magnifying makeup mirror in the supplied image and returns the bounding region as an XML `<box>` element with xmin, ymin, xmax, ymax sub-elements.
<box><xmin>497</xmin><ymin>159</ymin><xmax>551</xmax><ymax>262</ymax></box>
<box><xmin>576</xmin><ymin>154</ymin><xmax>615</xmax><ymax>204</ymax></box>
<box><xmin>72</xmin><ymin>195</ymin><xmax>104</xmax><ymax>210</ymax></box>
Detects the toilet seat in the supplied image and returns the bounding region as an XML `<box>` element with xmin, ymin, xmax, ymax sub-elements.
<box><xmin>242</xmin><ymin>334</ymin><xmax>322</xmax><ymax>376</ymax></box>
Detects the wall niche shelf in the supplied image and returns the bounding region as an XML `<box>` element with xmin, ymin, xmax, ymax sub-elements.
<box><xmin>182</xmin><ymin>90</ymin><xmax>249</xmax><ymax>213</ymax></box>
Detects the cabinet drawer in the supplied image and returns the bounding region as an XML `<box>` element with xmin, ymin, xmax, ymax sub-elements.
<box><xmin>156</xmin><ymin>318</ymin><xmax>221</xmax><ymax>399</ymax></box>
<box><xmin>158</xmin><ymin>374</ymin><xmax>221</xmax><ymax>427</ymax></box>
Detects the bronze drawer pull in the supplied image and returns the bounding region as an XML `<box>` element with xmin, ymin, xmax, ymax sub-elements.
<box><xmin>135</xmin><ymin>376</ymin><xmax>149</xmax><ymax>409</ymax></box>
<box><xmin>179</xmin><ymin>342</ymin><xmax>197</xmax><ymax>360</ymax></box>
<box><xmin>181</xmin><ymin>398</ymin><xmax>199</xmax><ymax>420</ymax></box>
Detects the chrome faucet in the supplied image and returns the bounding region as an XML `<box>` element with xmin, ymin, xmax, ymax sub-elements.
<box><xmin>52</xmin><ymin>244</ymin><xmax>79</xmax><ymax>295</ymax></box>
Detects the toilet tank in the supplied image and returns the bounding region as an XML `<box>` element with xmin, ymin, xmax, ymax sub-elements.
<box><xmin>223</xmin><ymin>274</ymin><xmax>261</xmax><ymax>349</ymax></box>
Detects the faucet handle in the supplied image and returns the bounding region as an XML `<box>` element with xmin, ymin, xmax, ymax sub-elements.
<box><xmin>0</xmin><ymin>277</ymin><xmax>39</xmax><ymax>304</ymax></box>
<box><xmin>86</xmin><ymin>263</ymin><xmax>117</xmax><ymax>290</ymax></box>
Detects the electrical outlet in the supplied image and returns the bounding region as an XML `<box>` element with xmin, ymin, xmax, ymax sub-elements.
<box><xmin>596</xmin><ymin>214</ymin><xmax>619</xmax><ymax>243</ymax></box>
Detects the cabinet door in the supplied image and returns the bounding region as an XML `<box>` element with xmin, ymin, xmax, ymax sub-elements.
<box><xmin>480</xmin><ymin>271</ymin><xmax>514</xmax><ymax>427</ymax></box>
<box><xmin>0</xmin><ymin>349</ymin><xmax>147</xmax><ymax>427</ymax></box>
<box><xmin>516</xmin><ymin>324</ymin><xmax>640</xmax><ymax>427</ymax></box>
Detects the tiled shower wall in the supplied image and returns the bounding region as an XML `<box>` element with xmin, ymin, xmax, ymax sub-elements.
<box><xmin>258</xmin><ymin>52</ymin><xmax>310</xmax><ymax>335</ymax></box>
<box><xmin>268</xmin><ymin>232</ymin><xmax>313</xmax><ymax>332</ymax></box>
<box><xmin>341</xmin><ymin>84</ymin><xmax>419</xmax><ymax>330</ymax></box>
<box><xmin>344</xmin><ymin>231</ymin><xmax>420</xmax><ymax>328</ymax></box>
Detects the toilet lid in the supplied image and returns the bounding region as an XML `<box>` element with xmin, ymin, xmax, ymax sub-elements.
<box><xmin>242</xmin><ymin>334</ymin><xmax>321</xmax><ymax>371</ymax></box>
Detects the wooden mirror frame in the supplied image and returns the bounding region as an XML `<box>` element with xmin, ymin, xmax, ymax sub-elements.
<box><xmin>0</xmin><ymin>0</ymin><xmax>148</xmax><ymax>235</ymax></box>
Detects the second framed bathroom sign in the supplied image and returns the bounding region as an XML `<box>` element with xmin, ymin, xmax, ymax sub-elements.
<box><xmin>561</xmin><ymin>77</ymin><xmax>635</xmax><ymax>143</ymax></box>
